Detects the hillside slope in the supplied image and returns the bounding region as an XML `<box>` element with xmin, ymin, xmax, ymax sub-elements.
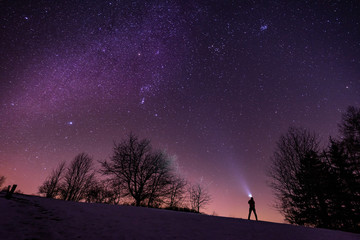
<box><xmin>0</xmin><ymin>193</ymin><xmax>358</xmax><ymax>240</ymax></box>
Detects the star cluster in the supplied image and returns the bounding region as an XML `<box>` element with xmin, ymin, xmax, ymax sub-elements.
<box><xmin>1</xmin><ymin>0</ymin><xmax>359</xmax><ymax>222</ymax></box>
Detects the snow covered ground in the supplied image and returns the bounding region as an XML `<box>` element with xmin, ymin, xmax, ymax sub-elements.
<box><xmin>0</xmin><ymin>193</ymin><xmax>359</xmax><ymax>240</ymax></box>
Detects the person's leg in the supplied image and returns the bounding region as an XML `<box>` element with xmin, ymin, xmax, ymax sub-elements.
<box><xmin>248</xmin><ymin>209</ymin><xmax>251</xmax><ymax>220</ymax></box>
<box><xmin>254</xmin><ymin>209</ymin><xmax>258</xmax><ymax>221</ymax></box>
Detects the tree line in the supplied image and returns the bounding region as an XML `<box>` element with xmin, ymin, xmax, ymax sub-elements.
<box><xmin>39</xmin><ymin>133</ymin><xmax>211</xmax><ymax>213</ymax></box>
<box><xmin>268</xmin><ymin>106</ymin><xmax>360</xmax><ymax>233</ymax></box>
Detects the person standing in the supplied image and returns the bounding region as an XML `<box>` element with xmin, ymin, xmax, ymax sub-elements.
<box><xmin>248</xmin><ymin>197</ymin><xmax>258</xmax><ymax>220</ymax></box>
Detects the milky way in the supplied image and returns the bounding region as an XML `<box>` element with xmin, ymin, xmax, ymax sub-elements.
<box><xmin>1</xmin><ymin>0</ymin><xmax>359</xmax><ymax>222</ymax></box>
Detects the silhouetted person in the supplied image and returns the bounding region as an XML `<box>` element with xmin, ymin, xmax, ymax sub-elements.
<box><xmin>248</xmin><ymin>197</ymin><xmax>258</xmax><ymax>221</ymax></box>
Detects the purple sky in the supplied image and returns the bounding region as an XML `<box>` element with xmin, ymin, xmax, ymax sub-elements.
<box><xmin>1</xmin><ymin>0</ymin><xmax>359</xmax><ymax>222</ymax></box>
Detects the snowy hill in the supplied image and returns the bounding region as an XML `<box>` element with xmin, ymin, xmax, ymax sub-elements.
<box><xmin>1</xmin><ymin>193</ymin><xmax>359</xmax><ymax>240</ymax></box>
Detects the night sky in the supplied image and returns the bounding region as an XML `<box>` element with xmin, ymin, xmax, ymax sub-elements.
<box><xmin>1</xmin><ymin>0</ymin><xmax>359</xmax><ymax>223</ymax></box>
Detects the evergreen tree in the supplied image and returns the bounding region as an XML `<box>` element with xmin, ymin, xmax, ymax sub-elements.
<box><xmin>325</xmin><ymin>106</ymin><xmax>360</xmax><ymax>232</ymax></box>
<box><xmin>325</xmin><ymin>140</ymin><xmax>356</xmax><ymax>231</ymax></box>
<box><xmin>292</xmin><ymin>151</ymin><xmax>332</xmax><ymax>228</ymax></box>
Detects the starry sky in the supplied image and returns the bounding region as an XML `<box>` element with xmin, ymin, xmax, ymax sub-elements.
<box><xmin>1</xmin><ymin>0</ymin><xmax>359</xmax><ymax>223</ymax></box>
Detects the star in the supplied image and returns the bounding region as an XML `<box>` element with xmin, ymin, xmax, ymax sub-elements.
<box><xmin>260</xmin><ymin>24</ymin><xmax>268</xmax><ymax>31</ymax></box>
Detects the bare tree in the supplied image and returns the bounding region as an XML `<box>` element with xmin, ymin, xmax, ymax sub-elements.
<box><xmin>101</xmin><ymin>133</ymin><xmax>175</xmax><ymax>207</ymax></box>
<box><xmin>85</xmin><ymin>179</ymin><xmax>122</xmax><ymax>204</ymax></box>
<box><xmin>188</xmin><ymin>182</ymin><xmax>212</xmax><ymax>213</ymax></box>
<box><xmin>144</xmin><ymin>152</ymin><xmax>175</xmax><ymax>207</ymax></box>
<box><xmin>39</xmin><ymin>161</ymin><xmax>65</xmax><ymax>198</ymax></box>
<box><xmin>267</xmin><ymin>127</ymin><xmax>321</xmax><ymax>225</ymax></box>
<box><xmin>167</xmin><ymin>175</ymin><xmax>187</xmax><ymax>208</ymax></box>
<box><xmin>60</xmin><ymin>153</ymin><xmax>95</xmax><ymax>201</ymax></box>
